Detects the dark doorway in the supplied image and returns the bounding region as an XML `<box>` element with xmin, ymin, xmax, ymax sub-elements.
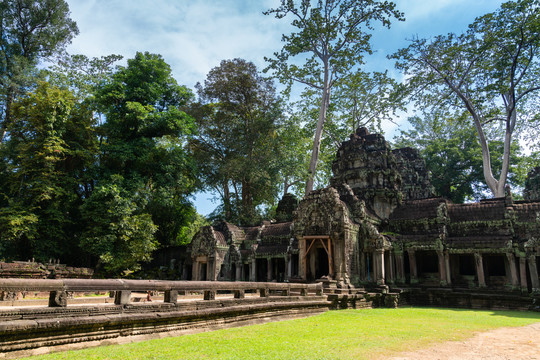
<box><xmin>231</xmin><ymin>263</ymin><xmax>236</xmax><ymax>281</ymax></box>
<box><xmin>273</xmin><ymin>258</ymin><xmax>286</xmax><ymax>282</ymax></box>
<box><xmin>417</xmin><ymin>251</ymin><xmax>438</xmax><ymax>273</ymax></box>
<box><xmin>459</xmin><ymin>254</ymin><xmax>476</xmax><ymax>275</ymax></box>
<box><xmin>256</xmin><ymin>258</ymin><xmax>267</xmax><ymax>282</ymax></box>
<box><xmin>243</xmin><ymin>264</ymin><xmax>250</xmax><ymax>281</ymax></box>
<box><xmin>199</xmin><ymin>263</ymin><xmax>207</xmax><ymax>281</ymax></box>
<box><xmin>316</xmin><ymin>248</ymin><xmax>329</xmax><ymax>279</ymax></box>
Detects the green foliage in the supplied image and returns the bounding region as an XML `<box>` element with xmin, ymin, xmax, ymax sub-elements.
<box><xmin>0</xmin><ymin>0</ymin><xmax>78</xmax><ymax>142</ymax></box>
<box><xmin>47</xmin><ymin>54</ymin><xmax>124</xmax><ymax>100</ymax></box>
<box><xmin>391</xmin><ymin>0</ymin><xmax>540</xmax><ymax>197</ymax></box>
<box><xmin>395</xmin><ymin>110</ymin><xmax>527</xmax><ymax>202</ymax></box>
<box><xmin>23</xmin><ymin>308</ymin><xmax>540</xmax><ymax>360</ymax></box>
<box><xmin>190</xmin><ymin>59</ymin><xmax>284</xmax><ymax>225</ymax></box>
<box><xmin>0</xmin><ymin>82</ymin><xmax>96</xmax><ymax>261</ymax></box>
<box><xmin>176</xmin><ymin>212</ymin><xmax>210</xmax><ymax>246</ymax></box>
<box><xmin>265</xmin><ymin>0</ymin><xmax>404</xmax><ymax>194</ymax></box>
<box><xmin>95</xmin><ymin>52</ymin><xmax>198</xmax><ymax>251</ymax></box>
<box><xmin>80</xmin><ymin>177</ymin><xmax>158</xmax><ymax>274</ymax></box>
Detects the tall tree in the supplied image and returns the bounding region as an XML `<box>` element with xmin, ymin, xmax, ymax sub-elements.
<box><xmin>190</xmin><ymin>59</ymin><xmax>284</xmax><ymax>225</ymax></box>
<box><xmin>394</xmin><ymin>109</ymin><xmax>525</xmax><ymax>203</ymax></box>
<box><xmin>265</xmin><ymin>0</ymin><xmax>403</xmax><ymax>195</ymax></box>
<box><xmin>95</xmin><ymin>52</ymin><xmax>197</xmax><ymax>252</ymax></box>
<box><xmin>0</xmin><ymin>0</ymin><xmax>78</xmax><ymax>143</ymax></box>
<box><xmin>392</xmin><ymin>0</ymin><xmax>540</xmax><ymax>198</ymax></box>
<box><xmin>0</xmin><ymin>82</ymin><xmax>96</xmax><ymax>261</ymax></box>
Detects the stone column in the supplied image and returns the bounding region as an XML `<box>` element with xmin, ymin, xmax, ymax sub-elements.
<box><xmin>250</xmin><ymin>259</ymin><xmax>256</xmax><ymax>282</ymax></box>
<box><xmin>286</xmin><ymin>255</ymin><xmax>292</xmax><ymax>281</ymax></box>
<box><xmin>267</xmin><ymin>258</ymin><xmax>273</xmax><ymax>281</ymax></box>
<box><xmin>387</xmin><ymin>251</ymin><xmax>395</xmax><ymax>284</ymax></box>
<box><xmin>192</xmin><ymin>262</ymin><xmax>198</xmax><ymax>281</ymax></box>
<box><xmin>182</xmin><ymin>264</ymin><xmax>188</xmax><ymax>280</ymax></box>
<box><xmin>506</xmin><ymin>253</ymin><xmax>519</xmax><ymax>288</ymax></box>
<box><xmin>528</xmin><ymin>254</ymin><xmax>539</xmax><ymax>291</ymax></box>
<box><xmin>444</xmin><ymin>251</ymin><xmax>452</xmax><ymax>285</ymax></box>
<box><xmin>300</xmin><ymin>238</ymin><xmax>307</xmax><ymax>281</ymax></box>
<box><xmin>519</xmin><ymin>257</ymin><xmax>528</xmax><ymax>291</ymax></box>
<box><xmin>208</xmin><ymin>259</ymin><xmax>215</xmax><ymax>281</ymax></box>
<box><xmin>408</xmin><ymin>250</ymin><xmax>418</xmax><ymax>284</ymax></box>
<box><xmin>235</xmin><ymin>263</ymin><xmax>242</xmax><ymax>282</ymax></box>
<box><xmin>395</xmin><ymin>252</ymin><xmax>405</xmax><ymax>284</ymax></box>
<box><xmin>437</xmin><ymin>250</ymin><xmax>447</xmax><ymax>286</ymax></box>
<box><xmin>375</xmin><ymin>249</ymin><xmax>385</xmax><ymax>285</ymax></box>
<box><xmin>474</xmin><ymin>253</ymin><xmax>486</xmax><ymax>288</ymax></box>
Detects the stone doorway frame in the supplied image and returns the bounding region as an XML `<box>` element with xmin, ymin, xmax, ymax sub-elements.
<box><xmin>303</xmin><ymin>235</ymin><xmax>334</xmax><ymax>280</ymax></box>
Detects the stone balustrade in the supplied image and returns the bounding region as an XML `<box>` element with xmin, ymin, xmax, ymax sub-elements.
<box><xmin>0</xmin><ymin>278</ymin><xmax>323</xmax><ymax>307</ymax></box>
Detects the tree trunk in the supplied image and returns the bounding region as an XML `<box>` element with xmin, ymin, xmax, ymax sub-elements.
<box><xmin>0</xmin><ymin>88</ymin><xmax>14</xmax><ymax>144</ymax></box>
<box><xmin>223</xmin><ymin>181</ymin><xmax>231</xmax><ymax>220</ymax></box>
<box><xmin>305</xmin><ymin>62</ymin><xmax>331</xmax><ymax>196</ymax></box>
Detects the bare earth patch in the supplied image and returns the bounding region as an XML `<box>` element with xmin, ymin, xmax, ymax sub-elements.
<box><xmin>388</xmin><ymin>322</ymin><xmax>540</xmax><ymax>360</ymax></box>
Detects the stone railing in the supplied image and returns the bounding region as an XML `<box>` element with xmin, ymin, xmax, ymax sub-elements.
<box><xmin>0</xmin><ymin>279</ymin><xmax>323</xmax><ymax>307</ymax></box>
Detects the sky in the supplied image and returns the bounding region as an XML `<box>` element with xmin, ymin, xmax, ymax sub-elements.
<box><xmin>63</xmin><ymin>0</ymin><xmax>506</xmax><ymax>215</ymax></box>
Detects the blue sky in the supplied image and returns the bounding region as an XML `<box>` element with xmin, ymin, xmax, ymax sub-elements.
<box><xmin>64</xmin><ymin>0</ymin><xmax>506</xmax><ymax>215</ymax></box>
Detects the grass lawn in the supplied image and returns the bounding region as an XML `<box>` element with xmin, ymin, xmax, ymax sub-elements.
<box><xmin>23</xmin><ymin>307</ymin><xmax>540</xmax><ymax>360</ymax></box>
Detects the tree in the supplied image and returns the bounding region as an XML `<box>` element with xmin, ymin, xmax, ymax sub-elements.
<box><xmin>0</xmin><ymin>0</ymin><xmax>78</xmax><ymax>143</ymax></box>
<box><xmin>265</xmin><ymin>0</ymin><xmax>403</xmax><ymax>195</ymax></box>
<box><xmin>80</xmin><ymin>176</ymin><xmax>157</xmax><ymax>274</ymax></box>
<box><xmin>394</xmin><ymin>110</ymin><xmax>526</xmax><ymax>203</ymax></box>
<box><xmin>0</xmin><ymin>81</ymin><xmax>96</xmax><ymax>261</ymax></box>
<box><xmin>392</xmin><ymin>0</ymin><xmax>540</xmax><ymax>198</ymax></box>
<box><xmin>95</xmin><ymin>52</ymin><xmax>197</xmax><ymax>249</ymax></box>
<box><xmin>190</xmin><ymin>59</ymin><xmax>284</xmax><ymax>225</ymax></box>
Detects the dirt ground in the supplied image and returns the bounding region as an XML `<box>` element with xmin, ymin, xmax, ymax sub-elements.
<box><xmin>388</xmin><ymin>321</ymin><xmax>540</xmax><ymax>360</ymax></box>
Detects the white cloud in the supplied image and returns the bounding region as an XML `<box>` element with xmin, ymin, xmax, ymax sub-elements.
<box><xmin>65</xmin><ymin>0</ymin><xmax>287</xmax><ymax>88</ymax></box>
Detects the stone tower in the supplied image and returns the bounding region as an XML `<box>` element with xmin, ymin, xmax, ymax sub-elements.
<box><xmin>330</xmin><ymin>127</ymin><xmax>402</xmax><ymax>219</ymax></box>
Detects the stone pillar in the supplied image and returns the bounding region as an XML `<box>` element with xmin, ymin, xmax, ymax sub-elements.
<box><xmin>387</xmin><ymin>251</ymin><xmax>395</xmax><ymax>284</ymax></box>
<box><xmin>395</xmin><ymin>252</ymin><xmax>405</xmax><ymax>284</ymax></box>
<box><xmin>528</xmin><ymin>254</ymin><xmax>539</xmax><ymax>291</ymax></box>
<box><xmin>267</xmin><ymin>258</ymin><xmax>273</xmax><ymax>281</ymax></box>
<box><xmin>208</xmin><ymin>259</ymin><xmax>214</xmax><ymax>281</ymax></box>
<box><xmin>506</xmin><ymin>253</ymin><xmax>519</xmax><ymax>288</ymax></box>
<box><xmin>437</xmin><ymin>250</ymin><xmax>447</xmax><ymax>286</ymax></box>
<box><xmin>235</xmin><ymin>263</ymin><xmax>242</xmax><ymax>282</ymax></box>
<box><xmin>375</xmin><ymin>249</ymin><xmax>385</xmax><ymax>285</ymax></box>
<box><xmin>408</xmin><ymin>250</ymin><xmax>418</xmax><ymax>284</ymax></box>
<box><xmin>182</xmin><ymin>264</ymin><xmax>188</xmax><ymax>280</ymax></box>
<box><xmin>286</xmin><ymin>255</ymin><xmax>292</xmax><ymax>280</ymax></box>
<box><xmin>474</xmin><ymin>253</ymin><xmax>486</xmax><ymax>288</ymax></box>
<box><xmin>300</xmin><ymin>238</ymin><xmax>307</xmax><ymax>281</ymax></box>
<box><xmin>192</xmin><ymin>262</ymin><xmax>198</xmax><ymax>281</ymax></box>
<box><xmin>250</xmin><ymin>259</ymin><xmax>256</xmax><ymax>282</ymax></box>
<box><xmin>444</xmin><ymin>251</ymin><xmax>452</xmax><ymax>285</ymax></box>
<box><xmin>519</xmin><ymin>257</ymin><xmax>528</xmax><ymax>291</ymax></box>
<box><xmin>48</xmin><ymin>291</ymin><xmax>68</xmax><ymax>307</ymax></box>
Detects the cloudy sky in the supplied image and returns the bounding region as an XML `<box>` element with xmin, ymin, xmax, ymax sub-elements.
<box><xmin>63</xmin><ymin>0</ymin><xmax>506</xmax><ymax>214</ymax></box>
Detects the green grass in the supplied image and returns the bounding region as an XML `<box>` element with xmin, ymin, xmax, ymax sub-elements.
<box><xmin>23</xmin><ymin>307</ymin><xmax>540</xmax><ymax>360</ymax></box>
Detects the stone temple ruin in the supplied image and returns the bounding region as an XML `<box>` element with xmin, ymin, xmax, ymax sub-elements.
<box><xmin>189</xmin><ymin>128</ymin><xmax>540</xmax><ymax>299</ymax></box>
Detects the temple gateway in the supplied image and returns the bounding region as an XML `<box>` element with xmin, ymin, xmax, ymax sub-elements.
<box><xmin>189</xmin><ymin>128</ymin><xmax>540</xmax><ymax>294</ymax></box>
